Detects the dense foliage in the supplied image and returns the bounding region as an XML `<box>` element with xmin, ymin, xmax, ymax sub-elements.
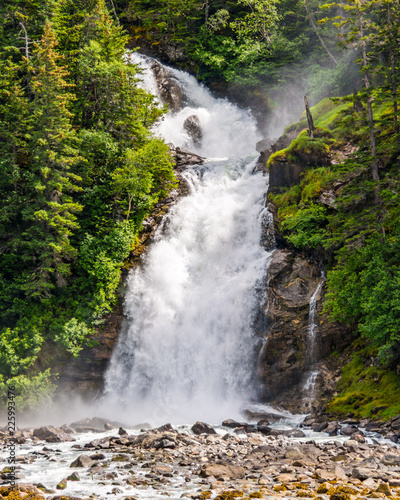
<box><xmin>0</xmin><ymin>0</ymin><xmax>176</xmax><ymax>409</ymax></box>
<box><xmin>120</xmin><ymin>0</ymin><xmax>356</xmax><ymax>105</ymax></box>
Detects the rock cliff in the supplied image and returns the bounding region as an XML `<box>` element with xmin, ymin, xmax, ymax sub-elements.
<box><xmin>256</xmin><ymin>248</ymin><xmax>353</xmax><ymax>414</ymax></box>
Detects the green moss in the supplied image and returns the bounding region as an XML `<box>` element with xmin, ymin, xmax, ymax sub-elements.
<box><xmin>268</xmin><ymin>129</ymin><xmax>334</xmax><ymax>170</ymax></box>
<box><xmin>267</xmin><ymin>149</ymin><xmax>288</xmax><ymax>168</ymax></box>
<box><xmin>327</xmin><ymin>345</ymin><xmax>400</xmax><ymax>419</ymax></box>
<box><xmin>215</xmin><ymin>491</ymin><xmax>245</xmax><ymax>500</ymax></box>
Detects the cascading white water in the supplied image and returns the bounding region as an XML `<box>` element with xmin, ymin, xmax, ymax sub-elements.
<box><xmin>307</xmin><ymin>273</ymin><xmax>325</xmax><ymax>365</ymax></box>
<box><xmin>103</xmin><ymin>54</ymin><xmax>273</xmax><ymax>425</ymax></box>
<box><xmin>303</xmin><ymin>271</ymin><xmax>326</xmax><ymax>409</ymax></box>
<box><xmin>127</xmin><ymin>52</ymin><xmax>259</xmax><ymax>158</ymax></box>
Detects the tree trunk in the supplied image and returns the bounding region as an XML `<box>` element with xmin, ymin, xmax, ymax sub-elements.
<box><xmin>387</xmin><ymin>5</ymin><xmax>399</xmax><ymax>137</ymax></box>
<box><xmin>304</xmin><ymin>0</ymin><xmax>338</xmax><ymax>66</ymax></box>
<box><xmin>19</xmin><ymin>22</ymin><xmax>29</xmax><ymax>59</ymax></box>
<box><xmin>205</xmin><ymin>0</ymin><xmax>210</xmax><ymax>24</ymax></box>
<box><xmin>358</xmin><ymin>7</ymin><xmax>379</xmax><ymax>183</ymax></box>
<box><xmin>304</xmin><ymin>95</ymin><xmax>315</xmax><ymax>140</ymax></box>
<box><xmin>107</xmin><ymin>0</ymin><xmax>119</xmax><ymax>23</ymax></box>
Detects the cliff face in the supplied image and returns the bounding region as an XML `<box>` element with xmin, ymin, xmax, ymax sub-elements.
<box><xmin>255</xmin><ymin>247</ymin><xmax>353</xmax><ymax>414</ymax></box>
<box><xmin>253</xmin><ymin>126</ymin><xmax>359</xmax><ymax>414</ymax></box>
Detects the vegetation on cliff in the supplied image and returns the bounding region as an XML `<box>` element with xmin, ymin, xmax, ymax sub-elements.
<box><xmin>0</xmin><ymin>0</ymin><xmax>176</xmax><ymax>409</ymax></box>
<box><xmin>268</xmin><ymin>0</ymin><xmax>400</xmax><ymax>418</ymax></box>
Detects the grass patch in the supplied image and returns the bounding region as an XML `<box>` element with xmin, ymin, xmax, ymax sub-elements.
<box><xmin>326</xmin><ymin>345</ymin><xmax>400</xmax><ymax>419</ymax></box>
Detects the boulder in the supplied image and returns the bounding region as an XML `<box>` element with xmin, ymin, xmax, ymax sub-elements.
<box><xmin>285</xmin><ymin>447</ymin><xmax>306</xmax><ymax>460</ymax></box>
<box><xmin>268</xmin><ymin>160</ymin><xmax>305</xmax><ymax>190</ymax></box>
<box><xmin>352</xmin><ymin>468</ymin><xmax>372</xmax><ymax>480</ymax></box>
<box><xmin>199</xmin><ymin>463</ymin><xmax>246</xmax><ymax>480</ymax></box>
<box><xmin>33</xmin><ymin>426</ymin><xmax>74</xmax><ymax>443</ymax></box>
<box><xmin>151</xmin><ymin>423</ymin><xmax>174</xmax><ymax>433</ymax></box>
<box><xmin>256</xmin><ymin>137</ymin><xmax>276</xmax><ymax>153</ymax></box>
<box><xmin>67</xmin><ymin>472</ymin><xmax>80</xmax><ymax>481</ymax></box>
<box><xmin>191</xmin><ymin>422</ymin><xmax>217</xmax><ymax>435</ymax></box>
<box><xmin>153</xmin><ymin>465</ymin><xmax>173</xmax><ymax>477</ymax></box>
<box><xmin>183</xmin><ymin>115</ymin><xmax>202</xmax><ymax>146</ymax></box>
<box><xmin>340</xmin><ymin>425</ymin><xmax>359</xmax><ymax>436</ymax></box>
<box><xmin>70</xmin><ymin>455</ymin><xmax>94</xmax><ymax>468</ymax></box>
<box><xmin>169</xmin><ymin>145</ymin><xmax>205</xmax><ymax>170</ymax></box>
<box><xmin>222</xmin><ymin>419</ymin><xmax>247</xmax><ymax>428</ymax></box>
<box><xmin>70</xmin><ymin>417</ymin><xmax>124</xmax><ymax>432</ymax></box>
<box><xmin>381</xmin><ymin>454</ymin><xmax>400</xmax><ymax>466</ymax></box>
<box><xmin>151</xmin><ymin>437</ymin><xmax>176</xmax><ymax>449</ymax></box>
<box><xmin>56</xmin><ymin>479</ymin><xmax>67</xmax><ymax>490</ymax></box>
<box><xmin>150</xmin><ymin>60</ymin><xmax>183</xmax><ymax>112</ymax></box>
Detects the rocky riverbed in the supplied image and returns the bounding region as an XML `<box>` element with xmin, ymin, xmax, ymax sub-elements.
<box><xmin>1</xmin><ymin>415</ymin><xmax>400</xmax><ymax>500</ymax></box>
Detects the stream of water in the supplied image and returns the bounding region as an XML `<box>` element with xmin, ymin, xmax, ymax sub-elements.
<box><xmin>103</xmin><ymin>54</ymin><xmax>274</xmax><ymax>426</ymax></box>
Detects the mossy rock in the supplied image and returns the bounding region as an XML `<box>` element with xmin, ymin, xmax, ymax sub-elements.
<box><xmin>273</xmin><ymin>485</ymin><xmax>287</xmax><ymax>492</ymax></box>
<box><xmin>294</xmin><ymin>483</ymin><xmax>308</xmax><ymax>490</ymax></box>
<box><xmin>329</xmin><ymin>492</ymin><xmax>351</xmax><ymax>500</ymax></box>
<box><xmin>215</xmin><ymin>491</ymin><xmax>245</xmax><ymax>500</ymax></box>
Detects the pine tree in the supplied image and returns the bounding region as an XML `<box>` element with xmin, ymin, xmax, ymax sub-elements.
<box><xmin>24</xmin><ymin>21</ymin><xmax>82</xmax><ymax>297</ymax></box>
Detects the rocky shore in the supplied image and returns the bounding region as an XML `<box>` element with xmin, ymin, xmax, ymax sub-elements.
<box><xmin>1</xmin><ymin>416</ymin><xmax>400</xmax><ymax>500</ymax></box>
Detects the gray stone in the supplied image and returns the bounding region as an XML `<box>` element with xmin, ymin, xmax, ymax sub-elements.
<box><xmin>33</xmin><ymin>426</ymin><xmax>73</xmax><ymax>443</ymax></box>
<box><xmin>70</xmin><ymin>454</ymin><xmax>94</xmax><ymax>468</ymax></box>
<box><xmin>150</xmin><ymin>60</ymin><xmax>183</xmax><ymax>112</ymax></box>
<box><xmin>191</xmin><ymin>422</ymin><xmax>216</xmax><ymax>435</ymax></box>
<box><xmin>256</xmin><ymin>138</ymin><xmax>276</xmax><ymax>153</ymax></box>
<box><xmin>352</xmin><ymin>467</ymin><xmax>371</xmax><ymax>480</ymax></box>
<box><xmin>183</xmin><ymin>115</ymin><xmax>202</xmax><ymax>146</ymax></box>
<box><xmin>199</xmin><ymin>463</ymin><xmax>246</xmax><ymax>480</ymax></box>
<box><xmin>381</xmin><ymin>454</ymin><xmax>400</xmax><ymax>466</ymax></box>
<box><xmin>56</xmin><ymin>479</ymin><xmax>67</xmax><ymax>490</ymax></box>
<box><xmin>222</xmin><ymin>419</ymin><xmax>247</xmax><ymax>429</ymax></box>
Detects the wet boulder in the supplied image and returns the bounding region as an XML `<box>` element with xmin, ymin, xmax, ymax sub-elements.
<box><xmin>183</xmin><ymin>115</ymin><xmax>202</xmax><ymax>147</ymax></box>
<box><xmin>33</xmin><ymin>426</ymin><xmax>74</xmax><ymax>443</ymax></box>
<box><xmin>222</xmin><ymin>419</ymin><xmax>247</xmax><ymax>429</ymax></box>
<box><xmin>70</xmin><ymin>454</ymin><xmax>94</xmax><ymax>468</ymax></box>
<box><xmin>191</xmin><ymin>421</ymin><xmax>217</xmax><ymax>435</ymax></box>
<box><xmin>150</xmin><ymin>60</ymin><xmax>183</xmax><ymax>112</ymax></box>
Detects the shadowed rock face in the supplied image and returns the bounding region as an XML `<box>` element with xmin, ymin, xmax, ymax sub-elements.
<box><xmin>268</xmin><ymin>161</ymin><xmax>305</xmax><ymax>190</ymax></box>
<box><xmin>256</xmin><ymin>249</ymin><xmax>353</xmax><ymax>413</ymax></box>
<box><xmin>150</xmin><ymin>60</ymin><xmax>183</xmax><ymax>112</ymax></box>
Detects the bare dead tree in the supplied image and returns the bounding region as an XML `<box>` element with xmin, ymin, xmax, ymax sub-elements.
<box><xmin>19</xmin><ymin>21</ymin><xmax>30</xmax><ymax>59</ymax></box>
<box><xmin>304</xmin><ymin>95</ymin><xmax>315</xmax><ymax>140</ymax></box>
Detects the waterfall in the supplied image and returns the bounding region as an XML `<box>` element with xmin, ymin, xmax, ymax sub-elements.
<box><xmin>103</xmin><ymin>55</ymin><xmax>274</xmax><ymax>425</ymax></box>
<box><xmin>303</xmin><ymin>270</ymin><xmax>325</xmax><ymax>410</ymax></box>
<box><xmin>307</xmin><ymin>272</ymin><xmax>325</xmax><ymax>366</ymax></box>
